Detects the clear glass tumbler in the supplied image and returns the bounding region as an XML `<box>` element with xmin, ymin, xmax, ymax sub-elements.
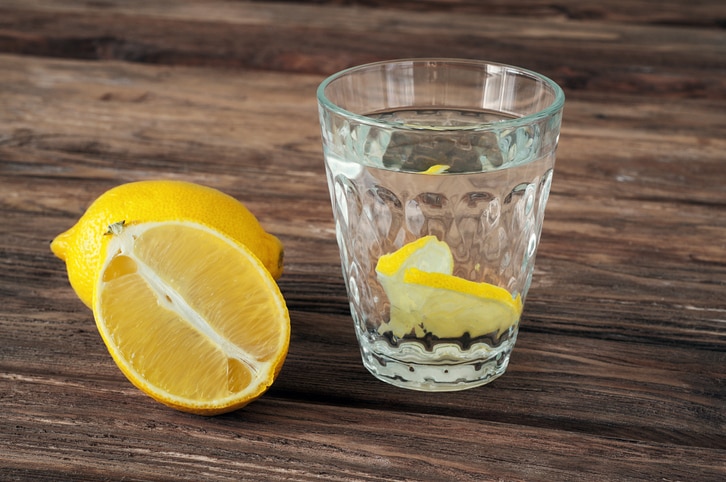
<box><xmin>317</xmin><ymin>59</ymin><xmax>564</xmax><ymax>391</ymax></box>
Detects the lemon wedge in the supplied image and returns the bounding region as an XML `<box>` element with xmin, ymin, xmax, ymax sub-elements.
<box><xmin>376</xmin><ymin>236</ymin><xmax>453</xmax><ymax>336</ymax></box>
<box><xmin>375</xmin><ymin>237</ymin><xmax>522</xmax><ymax>339</ymax></box>
<box><xmin>399</xmin><ymin>268</ymin><xmax>522</xmax><ymax>338</ymax></box>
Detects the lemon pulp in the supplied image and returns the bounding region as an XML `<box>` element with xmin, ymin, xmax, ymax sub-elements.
<box><xmin>94</xmin><ymin>220</ymin><xmax>289</xmax><ymax>415</ymax></box>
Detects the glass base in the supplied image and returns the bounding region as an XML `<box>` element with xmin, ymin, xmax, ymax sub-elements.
<box><xmin>357</xmin><ymin>332</ymin><xmax>516</xmax><ymax>392</ymax></box>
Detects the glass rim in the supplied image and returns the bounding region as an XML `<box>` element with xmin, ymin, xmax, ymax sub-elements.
<box><xmin>316</xmin><ymin>58</ymin><xmax>565</xmax><ymax>132</ymax></box>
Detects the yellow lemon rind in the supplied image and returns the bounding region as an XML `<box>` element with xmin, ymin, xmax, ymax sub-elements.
<box><xmin>403</xmin><ymin>267</ymin><xmax>523</xmax><ymax>312</ymax></box>
<box><xmin>421</xmin><ymin>164</ymin><xmax>450</xmax><ymax>175</ymax></box>
<box><xmin>51</xmin><ymin>180</ymin><xmax>284</xmax><ymax>309</ymax></box>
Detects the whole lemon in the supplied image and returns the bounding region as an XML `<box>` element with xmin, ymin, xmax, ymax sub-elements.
<box><xmin>51</xmin><ymin>180</ymin><xmax>284</xmax><ymax>308</ymax></box>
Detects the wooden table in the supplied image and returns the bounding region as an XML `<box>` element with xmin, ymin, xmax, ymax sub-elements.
<box><xmin>1</xmin><ymin>1</ymin><xmax>724</xmax><ymax>480</ymax></box>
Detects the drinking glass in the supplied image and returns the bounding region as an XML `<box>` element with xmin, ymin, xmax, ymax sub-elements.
<box><xmin>317</xmin><ymin>59</ymin><xmax>564</xmax><ymax>391</ymax></box>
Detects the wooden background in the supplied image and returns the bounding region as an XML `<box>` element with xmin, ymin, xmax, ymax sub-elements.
<box><xmin>1</xmin><ymin>1</ymin><xmax>725</xmax><ymax>480</ymax></box>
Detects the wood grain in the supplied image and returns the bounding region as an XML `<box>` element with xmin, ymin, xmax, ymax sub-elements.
<box><xmin>1</xmin><ymin>0</ymin><xmax>725</xmax><ymax>480</ymax></box>
<box><xmin>1</xmin><ymin>0</ymin><xmax>725</xmax><ymax>98</ymax></box>
<box><xmin>284</xmin><ymin>0</ymin><xmax>726</xmax><ymax>28</ymax></box>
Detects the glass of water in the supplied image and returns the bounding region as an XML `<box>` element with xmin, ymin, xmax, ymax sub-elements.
<box><xmin>317</xmin><ymin>59</ymin><xmax>564</xmax><ymax>391</ymax></box>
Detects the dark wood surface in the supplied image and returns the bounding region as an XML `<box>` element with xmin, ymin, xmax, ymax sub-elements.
<box><xmin>1</xmin><ymin>1</ymin><xmax>725</xmax><ymax>480</ymax></box>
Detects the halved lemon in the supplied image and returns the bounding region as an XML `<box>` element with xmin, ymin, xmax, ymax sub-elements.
<box><xmin>93</xmin><ymin>220</ymin><xmax>290</xmax><ymax>415</ymax></box>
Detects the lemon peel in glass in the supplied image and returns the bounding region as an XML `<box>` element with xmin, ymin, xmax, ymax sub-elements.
<box><xmin>375</xmin><ymin>237</ymin><xmax>522</xmax><ymax>339</ymax></box>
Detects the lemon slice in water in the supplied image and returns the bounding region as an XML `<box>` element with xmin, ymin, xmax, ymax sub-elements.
<box><xmin>376</xmin><ymin>235</ymin><xmax>453</xmax><ymax>279</ymax></box>
<box><xmin>399</xmin><ymin>268</ymin><xmax>522</xmax><ymax>338</ymax></box>
<box><xmin>376</xmin><ymin>236</ymin><xmax>454</xmax><ymax>336</ymax></box>
<box><xmin>375</xmin><ymin>237</ymin><xmax>522</xmax><ymax>339</ymax></box>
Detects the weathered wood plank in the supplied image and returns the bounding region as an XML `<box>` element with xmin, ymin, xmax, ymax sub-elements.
<box><xmin>4</xmin><ymin>0</ymin><xmax>726</xmax><ymax>29</ymax></box>
<box><xmin>1</xmin><ymin>1</ymin><xmax>725</xmax><ymax>479</ymax></box>
<box><xmin>1</xmin><ymin>54</ymin><xmax>723</xmax><ymax>345</ymax></box>
<box><xmin>0</xmin><ymin>1</ymin><xmax>724</xmax><ymax>98</ymax></box>
<box><xmin>0</xmin><ymin>54</ymin><xmax>724</xmax><ymax>455</ymax></box>
<box><xmin>2</xmin><ymin>272</ymin><xmax>724</xmax><ymax>450</ymax></box>
<box><xmin>2</xmin><ymin>365</ymin><xmax>725</xmax><ymax>481</ymax></box>
<box><xmin>284</xmin><ymin>0</ymin><xmax>726</xmax><ymax>28</ymax></box>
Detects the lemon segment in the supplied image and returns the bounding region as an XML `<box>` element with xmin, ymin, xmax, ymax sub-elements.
<box><xmin>93</xmin><ymin>220</ymin><xmax>290</xmax><ymax>415</ymax></box>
